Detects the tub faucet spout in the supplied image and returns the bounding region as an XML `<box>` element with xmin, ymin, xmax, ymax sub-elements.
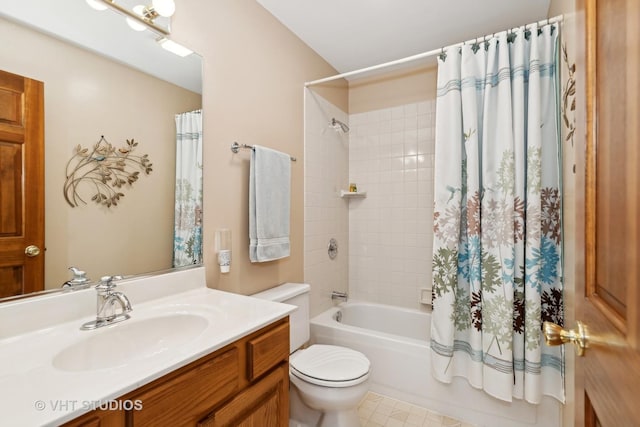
<box><xmin>331</xmin><ymin>291</ymin><xmax>348</xmax><ymax>302</ymax></box>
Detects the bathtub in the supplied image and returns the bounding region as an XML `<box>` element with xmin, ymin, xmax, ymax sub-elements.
<box><xmin>310</xmin><ymin>302</ymin><xmax>561</xmax><ymax>427</ymax></box>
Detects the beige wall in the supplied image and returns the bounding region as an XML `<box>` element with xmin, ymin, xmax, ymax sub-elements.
<box><xmin>171</xmin><ymin>0</ymin><xmax>347</xmax><ymax>295</ymax></box>
<box><xmin>0</xmin><ymin>17</ymin><xmax>201</xmax><ymax>289</ymax></box>
<box><xmin>349</xmin><ymin>64</ymin><xmax>437</xmax><ymax>114</ymax></box>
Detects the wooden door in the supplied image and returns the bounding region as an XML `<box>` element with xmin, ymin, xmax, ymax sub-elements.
<box><xmin>0</xmin><ymin>69</ymin><xmax>44</xmax><ymax>298</ymax></box>
<box><xmin>572</xmin><ymin>0</ymin><xmax>640</xmax><ymax>425</ymax></box>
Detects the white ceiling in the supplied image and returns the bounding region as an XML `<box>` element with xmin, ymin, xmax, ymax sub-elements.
<box><xmin>257</xmin><ymin>0</ymin><xmax>551</xmax><ymax>78</ymax></box>
<box><xmin>0</xmin><ymin>0</ymin><xmax>202</xmax><ymax>93</ymax></box>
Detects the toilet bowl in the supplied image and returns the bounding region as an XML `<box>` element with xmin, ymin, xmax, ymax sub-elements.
<box><xmin>251</xmin><ymin>283</ymin><xmax>370</xmax><ymax>427</ymax></box>
<box><xmin>289</xmin><ymin>344</ymin><xmax>370</xmax><ymax>427</ymax></box>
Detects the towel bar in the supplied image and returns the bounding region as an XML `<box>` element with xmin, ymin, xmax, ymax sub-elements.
<box><xmin>231</xmin><ymin>142</ymin><xmax>297</xmax><ymax>161</ymax></box>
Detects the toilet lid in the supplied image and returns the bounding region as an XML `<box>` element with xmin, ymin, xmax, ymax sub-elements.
<box><xmin>290</xmin><ymin>344</ymin><xmax>370</xmax><ymax>387</ymax></box>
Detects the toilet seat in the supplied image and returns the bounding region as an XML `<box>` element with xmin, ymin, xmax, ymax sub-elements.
<box><xmin>290</xmin><ymin>344</ymin><xmax>370</xmax><ymax>388</ymax></box>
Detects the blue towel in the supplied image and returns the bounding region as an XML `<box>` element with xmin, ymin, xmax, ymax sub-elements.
<box><xmin>249</xmin><ymin>145</ymin><xmax>291</xmax><ymax>262</ymax></box>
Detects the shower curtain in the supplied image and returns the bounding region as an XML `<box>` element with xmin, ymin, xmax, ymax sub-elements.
<box><xmin>430</xmin><ymin>24</ymin><xmax>564</xmax><ymax>404</ymax></box>
<box><xmin>173</xmin><ymin>109</ymin><xmax>203</xmax><ymax>267</ymax></box>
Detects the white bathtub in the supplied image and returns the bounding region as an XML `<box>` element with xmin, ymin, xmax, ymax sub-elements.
<box><xmin>310</xmin><ymin>302</ymin><xmax>561</xmax><ymax>427</ymax></box>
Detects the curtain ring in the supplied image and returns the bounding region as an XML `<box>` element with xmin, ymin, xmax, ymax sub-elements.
<box><xmin>438</xmin><ymin>46</ymin><xmax>447</xmax><ymax>62</ymax></box>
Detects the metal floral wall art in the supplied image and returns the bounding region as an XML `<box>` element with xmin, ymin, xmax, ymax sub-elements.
<box><xmin>64</xmin><ymin>136</ymin><xmax>153</xmax><ymax>208</ymax></box>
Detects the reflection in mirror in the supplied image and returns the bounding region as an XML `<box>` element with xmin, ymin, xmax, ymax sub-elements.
<box><xmin>0</xmin><ymin>0</ymin><xmax>203</xmax><ymax>302</ymax></box>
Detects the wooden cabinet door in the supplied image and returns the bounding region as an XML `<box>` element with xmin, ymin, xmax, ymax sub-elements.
<box><xmin>131</xmin><ymin>348</ymin><xmax>239</xmax><ymax>426</ymax></box>
<box><xmin>573</xmin><ymin>0</ymin><xmax>640</xmax><ymax>425</ymax></box>
<box><xmin>61</xmin><ymin>409</ymin><xmax>125</xmax><ymax>427</ymax></box>
<box><xmin>199</xmin><ymin>364</ymin><xmax>289</xmax><ymax>427</ymax></box>
<box><xmin>0</xmin><ymin>69</ymin><xmax>44</xmax><ymax>298</ymax></box>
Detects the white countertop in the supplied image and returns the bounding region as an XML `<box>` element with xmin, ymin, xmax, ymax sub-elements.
<box><xmin>0</xmin><ymin>267</ymin><xmax>295</xmax><ymax>426</ymax></box>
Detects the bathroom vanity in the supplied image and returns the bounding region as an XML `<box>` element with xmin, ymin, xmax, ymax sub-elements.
<box><xmin>0</xmin><ymin>267</ymin><xmax>294</xmax><ymax>426</ymax></box>
<box><xmin>64</xmin><ymin>318</ymin><xmax>290</xmax><ymax>426</ymax></box>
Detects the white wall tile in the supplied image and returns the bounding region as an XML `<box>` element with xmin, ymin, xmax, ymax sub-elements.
<box><xmin>348</xmin><ymin>101</ymin><xmax>435</xmax><ymax>311</ymax></box>
<box><xmin>304</xmin><ymin>90</ymin><xmax>350</xmax><ymax>317</ymax></box>
<box><xmin>306</xmin><ymin>97</ymin><xmax>435</xmax><ymax>313</ymax></box>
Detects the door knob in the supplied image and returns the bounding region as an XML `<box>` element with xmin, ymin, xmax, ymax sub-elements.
<box><xmin>25</xmin><ymin>245</ymin><xmax>41</xmax><ymax>257</ymax></box>
<box><xmin>543</xmin><ymin>321</ymin><xmax>590</xmax><ymax>356</ymax></box>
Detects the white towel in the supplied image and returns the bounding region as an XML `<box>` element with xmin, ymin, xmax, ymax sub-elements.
<box><xmin>249</xmin><ymin>145</ymin><xmax>291</xmax><ymax>262</ymax></box>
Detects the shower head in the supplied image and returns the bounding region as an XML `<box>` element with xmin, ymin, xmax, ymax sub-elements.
<box><xmin>331</xmin><ymin>118</ymin><xmax>350</xmax><ymax>133</ymax></box>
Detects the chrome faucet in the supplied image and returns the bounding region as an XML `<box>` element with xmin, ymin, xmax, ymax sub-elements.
<box><xmin>62</xmin><ymin>266</ymin><xmax>91</xmax><ymax>289</ymax></box>
<box><xmin>81</xmin><ymin>275</ymin><xmax>132</xmax><ymax>330</ymax></box>
<box><xmin>331</xmin><ymin>290</ymin><xmax>348</xmax><ymax>302</ymax></box>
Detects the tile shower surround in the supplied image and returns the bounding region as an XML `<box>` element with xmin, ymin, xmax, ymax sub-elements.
<box><xmin>304</xmin><ymin>92</ymin><xmax>350</xmax><ymax>316</ymax></box>
<box><xmin>305</xmin><ymin>96</ymin><xmax>435</xmax><ymax>313</ymax></box>
<box><xmin>348</xmin><ymin>101</ymin><xmax>436</xmax><ymax>310</ymax></box>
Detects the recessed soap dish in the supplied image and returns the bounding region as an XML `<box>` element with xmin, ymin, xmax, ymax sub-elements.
<box><xmin>420</xmin><ymin>287</ymin><xmax>432</xmax><ymax>306</ymax></box>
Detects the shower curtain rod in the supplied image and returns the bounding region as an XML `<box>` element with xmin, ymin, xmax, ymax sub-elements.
<box><xmin>305</xmin><ymin>14</ymin><xmax>563</xmax><ymax>87</ymax></box>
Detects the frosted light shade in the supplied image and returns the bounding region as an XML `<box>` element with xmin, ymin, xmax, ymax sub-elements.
<box><xmin>158</xmin><ymin>38</ymin><xmax>194</xmax><ymax>57</ymax></box>
<box><xmin>126</xmin><ymin>5</ymin><xmax>147</xmax><ymax>32</ymax></box>
<box><xmin>85</xmin><ymin>0</ymin><xmax>108</xmax><ymax>11</ymax></box>
<box><xmin>152</xmin><ymin>0</ymin><xmax>176</xmax><ymax>17</ymax></box>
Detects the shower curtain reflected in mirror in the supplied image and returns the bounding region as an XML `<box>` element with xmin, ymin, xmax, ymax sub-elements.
<box><xmin>173</xmin><ymin>109</ymin><xmax>203</xmax><ymax>267</ymax></box>
<box><xmin>430</xmin><ymin>24</ymin><xmax>564</xmax><ymax>404</ymax></box>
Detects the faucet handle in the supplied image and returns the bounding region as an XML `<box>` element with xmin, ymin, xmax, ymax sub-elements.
<box><xmin>100</xmin><ymin>275</ymin><xmax>124</xmax><ymax>283</ymax></box>
<box><xmin>96</xmin><ymin>275</ymin><xmax>123</xmax><ymax>292</ymax></box>
<box><xmin>69</xmin><ymin>266</ymin><xmax>86</xmax><ymax>277</ymax></box>
<box><xmin>62</xmin><ymin>266</ymin><xmax>91</xmax><ymax>288</ymax></box>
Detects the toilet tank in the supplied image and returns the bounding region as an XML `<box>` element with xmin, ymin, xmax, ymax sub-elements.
<box><xmin>252</xmin><ymin>283</ymin><xmax>310</xmax><ymax>353</ymax></box>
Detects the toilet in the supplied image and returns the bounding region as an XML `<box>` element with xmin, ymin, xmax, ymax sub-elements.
<box><xmin>252</xmin><ymin>283</ymin><xmax>370</xmax><ymax>427</ymax></box>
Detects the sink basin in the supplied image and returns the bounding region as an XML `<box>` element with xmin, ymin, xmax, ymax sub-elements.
<box><xmin>53</xmin><ymin>313</ymin><xmax>209</xmax><ymax>372</ymax></box>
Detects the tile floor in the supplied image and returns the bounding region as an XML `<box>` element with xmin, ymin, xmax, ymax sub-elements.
<box><xmin>358</xmin><ymin>392</ymin><xmax>475</xmax><ymax>427</ymax></box>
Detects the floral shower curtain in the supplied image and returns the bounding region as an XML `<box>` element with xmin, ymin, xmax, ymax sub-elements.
<box><xmin>430</xmin><ymin>25</ymin><xmax>564</xmax><ymax>404</ymax></box>
<box><xmin>173</xmin><ymin>109</ymin><xmax>203</xmax><ymax>267</ymax></box>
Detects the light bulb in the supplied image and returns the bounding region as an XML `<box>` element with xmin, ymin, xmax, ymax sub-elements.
<box><xmin>152</xmin><ymin>0</ymin><xmax>175</xmax><ymax>17</ymax></box>
<box><xmin>126</xmin><ymin>5</ymin><xmax>147</xmax><ymax>32</ymax></box>
<box><xmin>85</xmin><ymin>0</ymin><xmax>108</xmax><ymax>11</ymax></box>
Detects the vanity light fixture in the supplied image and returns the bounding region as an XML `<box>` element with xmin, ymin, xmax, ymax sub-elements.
<box><xmin>85</xmin><ymin>0</ymin><xmax>192</xmax><ymax>57</ymax></box>
<box><xmin>85</xmin><ymin>0</ymin><xmax>176</xmax><ymax>36</ymax></box>
<box><xmin>149</xmin><ymin>0</ymin><xmax>176</xmax><ymax>18</ymax></box>
<box><xmin>126</xmin><ymin>0</ymin><xmax>176</xmax><ymax>32</ymax></box>
<box><xmin>126</xmin><ymin>5</ymin><xmax>148</xmax><ymax>32</ymax></box>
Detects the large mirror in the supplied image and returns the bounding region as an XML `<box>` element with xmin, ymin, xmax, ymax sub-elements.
<box><xmin>0</xmin><ymin>0</ymin><xmax>202</xmax><ymax>300</ymax></box>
